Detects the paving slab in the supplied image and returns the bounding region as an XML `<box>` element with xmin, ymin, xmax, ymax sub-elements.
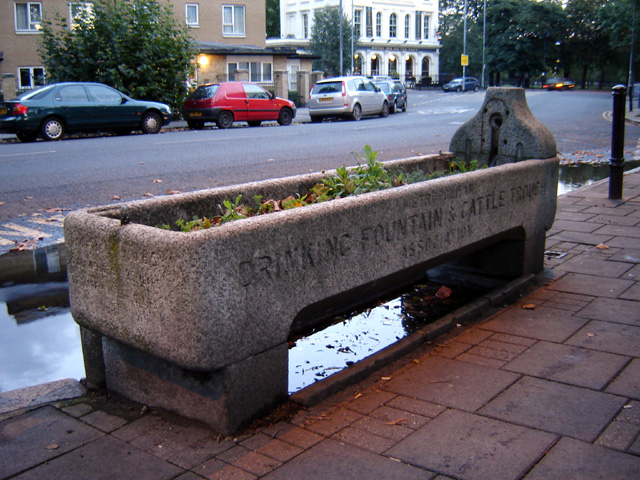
<box><xmin>553</xmin><ymin>256</ymin><xmax>633</xmax><ymax>278</ymax></box>
<box><xmin>566</xmin><ymin>320</ymin><xmax>640</xmax><ymax>357</ymax></box>
<box><xmin>549</xmin><ymin>219</ymin><xmax>604</xmax><ymax>233</ymax></box>
<box><xmin>10</xmin><ymin>435</ymin><xmax>183</xmax><ymax>480</ymax></box>
<box><xmin>606</xmin><ymin>358</ymin><xmax>640</xmax><ymax>399</ymax></box>
<box><xmin>0</xmin><ymin>380</ymin><xmax>85</xmax><ymax>416</ymax></box>
<box><xmin>503</xmin><ymin>341</ymin><xmax>629</xmax><ymax>390</ymax></box>
<box><xmin>593</xmin><ymin>224</ymin><xmax>640</xmax><ymax>238</ymax></box>
<box><xmin>0</xmin><ymin>406</ymin><xmax>103</xmax><ymax>479</ymax></box>
<box><xmin>524</xmin><ymin>437</ymin><xmax>640</xmax><ymax>479</ymax></box>
<box><xmin>261</xmin><ymin>439</ymin><xmax>432</xmax><ymax>480</ymax></box>
<box><xmin>576</xmin><ymin>297</ymin><xmax>640</xmax><ymax>325</ymax></box>
<box><xmin>480</xmin><ymin>306</ymin><xmax>589</xmax><ymax>342</ymax></box>
<box><xmin>387</xmin><ymin>409</ymin><xmax>556</xmax><ymax>480</ymax></box>
<box><xmin>545</xmin><ymin>230</ymin><xmax>614</xmax><ymax>246</ymax></box>
<box><xmin>479</xmin><ymin>376</ymin><xmax>627</xmax><ymax>442</ymax></box>
<box><xmin>547</xmin><ymin>272</ymin><xmax>634</xmax><ymax>298</ymax></box>
<box><xmin>382</xmin><ymin>356</ymin><xmax>519</xmax><ymax>412</ymax></box>
<box><xmin>620</xmin><ymin>281</ymin><xmax>640</xmax><ymax>300</ymax></box>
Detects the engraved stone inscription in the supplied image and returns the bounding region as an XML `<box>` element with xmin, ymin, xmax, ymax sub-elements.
<box><xmin>238</xmin><ymin>179</ymin><xmax>547</xmax><ymax>287</ymax></box>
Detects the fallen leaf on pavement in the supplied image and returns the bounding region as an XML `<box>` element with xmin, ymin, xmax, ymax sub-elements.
<box><xmin>0</xmin><ymin>202</ymin><xmax>5</xmax><ymax>206</ymax></box>
<box><xmin>586</xmin><ymin>333</ymin><xmax>595</xmax><ymax>337</ymax></box>
<box><xmin>167</xmin><ymin>190</ymin><xmax>181</xmax><ymax>195</ymax></box>
<box><xmin>153</xmin><ymin>179</ymin><xmax>163</xmax><ymax>183</ymax></box>
<box><xmin>113</xmin><ymin>195</ymin><xmax>121</xmax><ymax>200</ymax></box>
<box><xmin>45</xmin><ymin>444</ymin><xmax>59</xmax><ymax>450</ymax></box>
<box><xmin>143</xmin><ymin>193</ymin><xmax>154</xmax><ymax>197</ymax></box>
<box><xmin>386</xmin><ymin>418</ymin><xmax>407</xmax><ymax>426</ymax></box>
<box><xmin>45</xmin><ymin>207</ymin><xmax>62</xmax><ymax>213</ymax></box>
<box><xmin>522</xmin><ymin>304</ymin><xmax>536</xmax><ymax>310</ymax></box>
<box><xmin>596</xmin><ymin>244</ymin><xmax>609</xmax><ymax>250</ymax></box>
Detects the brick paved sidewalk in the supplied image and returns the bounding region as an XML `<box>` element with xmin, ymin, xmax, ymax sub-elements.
<box><xmin>1</xmin><ymin>169</ymin><xmax>640</xmax><ymax>480</ymax></box>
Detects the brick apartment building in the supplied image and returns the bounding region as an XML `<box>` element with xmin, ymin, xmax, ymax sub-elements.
<box><xmin>0</xmin><ymin>0</ymin><xmax>313</xmax><ymax>100</ymax></box>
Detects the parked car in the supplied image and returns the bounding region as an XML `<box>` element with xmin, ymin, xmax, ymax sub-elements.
<box><xmin>442</xmin><ymin>77</ymin><xmax>480</xmax><ymax>92</ymax></box>
<box><xmin>372</xmin><ymin>80</ymin><xmax>407</xmax><ymax>113</ymax></box>
<box><xmin>0</xmin><ymin>82</ymin><xmax>172</xmax><ymax>142</ymax></box>
<box><xmin>393</xmin><ymin>79</ymin><xmax>407</xmax><ymax>95</ymax></box>
<box><xmin>182</xmin><ymin>82</ymin><xmax>296</xmax><ymax>129</ymax></box>
<box><xmin>308</xmin><ymin>76</ymin><xmax>389</xmax><ymax>122</ymax></box>
<box><xmin>542</xmin><ymin>78</ymin><xmax>575</xmax><ymax>91</ymax></box>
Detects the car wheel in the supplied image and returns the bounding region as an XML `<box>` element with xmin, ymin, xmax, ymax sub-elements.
<box><xmin>352</xmin><ymin>103</ymin><xmax>362</xmax><ymax>121</ymax></box>
<box><xmin>141</xmin><ymin>111</ymin><xmax>162</xmax><ymax>134</ymax></box>
<box><xmin>40</xmin><ymin>117</ymin><xmax>64</xmax><ymax>141</ymax></box>
<box><xmin>277</xmin><ymin>108</ymin><xmax>293</xmax><ymax>126</ymax></box>
<box><xmin>187</xmin><ymin>120</ymin><xmax>205</xmax><ymax>130</ymax></box>
<box><xmin>456</xmin><ymin>86</ymin><xmax>462</xmax><ymax>93</ymax></box>
<box><xmin>402</xmin><ymin>100</ymin><xmax>408</xmax><ymax>112</ymax></box>
<box><xmin>474</xmin><ymin>85</ymin><xmax>479</xmax><ymax>92</ymax></box>
<box><xmin>16</xmin><ymin>132</ymin><xmax>38</xmax><ymax>142</ymax></box>
<box><xmin>310</xmin><ymin>116</ymin><xmax>323</xmax><ymax>123</ymax></box>
<box><xmin>391</xmin><ymin>101</ymin><xmax>397</xmax><ymax>114</ymax></box>
<box><xmin>380</xmin><ymin>101</ymin><xmax>389</xmax><ymax>118</ymax></box>
<box><xmin>247</xmin><ymin>121</ymin><xmax>261</xmax><ymax>127</ymax></box>
<box><xmin>216</xmin><ymin>111</ymin><xmax>234</xmax><ymax>129</ymax></box>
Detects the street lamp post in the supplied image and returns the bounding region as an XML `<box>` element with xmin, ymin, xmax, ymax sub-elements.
<box><xmin>462</xmin><ymin>0</ymin><xmax>467</xmax><ymax>90</ymax></box>
<box><xmin>339</xmin><ymin>0</ymin><xmax>343</xmax><ymax>76</ymax></box>
<box><xmin>482</xmin><ymin>0</ymin><xmax>486</xmax><ymax>89</ymax></box>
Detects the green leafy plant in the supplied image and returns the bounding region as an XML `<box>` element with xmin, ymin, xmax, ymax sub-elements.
<box><xmin>158</xmin><ymin>146</ymin><xmax>483</xmax><ymax>232</ymax></box>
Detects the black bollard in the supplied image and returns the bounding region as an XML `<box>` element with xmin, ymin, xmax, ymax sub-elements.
<box><xmin>609</xmin><ymin>85</ymin><xmax>626</xmax><ymax>200</ymax></box>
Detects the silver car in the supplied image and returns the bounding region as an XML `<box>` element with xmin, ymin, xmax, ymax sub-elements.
<box><xmin>308</xmin><ymin>76</ymin><xmax>389</xmax><ymax>122</ymax></box>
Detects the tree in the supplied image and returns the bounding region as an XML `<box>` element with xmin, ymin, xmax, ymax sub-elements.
<box><xmin>308</xmin><ymin>7</ymin><xmax>355</xmax><ymax>77</ymax></box>
<box><xmin>266</xmin><ymin>0</ymin><xmax>280</xmax><ymax>38</ymax></box>
<box><xmin>39</xmin><ymin>0</ymin><xmax>198</xmax><ymax>111</ymax></box>
<box><xmin>485</xmin><ymin>0</ymin><xmax>566</xmax><ymax>86</ymax></box>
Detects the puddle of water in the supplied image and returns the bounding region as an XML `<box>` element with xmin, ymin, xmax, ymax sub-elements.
<box><xmin>558</xmin><ymin>160</ymin><xmax>640</xmax><ymax>195</ymax></box>
<box><xmin>288</xmin><ymin>281</ymin><xmax>486</xmax><ymax>394</ymax></box>
<box><xmin>0</xmin><ymin>281</ymin><xmax>84</xmax><ymax>393</ymax></box>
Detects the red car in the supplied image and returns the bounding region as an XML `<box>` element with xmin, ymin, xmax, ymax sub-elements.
<box><xmin>182</xmin><ymin>82</ymin><xmax>296</xmax><ymax>129</ymax></box>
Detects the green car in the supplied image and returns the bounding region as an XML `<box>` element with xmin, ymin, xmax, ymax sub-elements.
<box><xmin>0</xmin><ymin>82</ymin><xmax>172</xmax><ymax>142</ymax></box>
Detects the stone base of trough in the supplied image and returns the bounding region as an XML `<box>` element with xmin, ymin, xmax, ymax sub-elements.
<box><xmin>81</xmin><ymin>330</ymin><xmax>288</xmax><ymax>435</ymax></box>
<box><xmin>290</xmin><ymin>273</ymin><xmax>536</xmax><ymax>407</ymax></box>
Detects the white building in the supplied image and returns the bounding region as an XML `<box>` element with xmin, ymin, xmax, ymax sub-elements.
<box><xmin>270</xmin><ymin>0</ymin><xmax>441</xmax><ymax>84</ymax></box>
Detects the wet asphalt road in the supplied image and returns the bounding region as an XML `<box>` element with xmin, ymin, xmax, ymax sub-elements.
<box><xmin>0</xmin><ymin>88</ymin><xmax>638</xmax><ymax>253</ymax></box>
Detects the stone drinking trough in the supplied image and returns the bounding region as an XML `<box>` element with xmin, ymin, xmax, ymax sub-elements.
<box><xmin>64</xmin><ymin>88</ymin><xmax>558</xmax><ymax>435</ymax></box>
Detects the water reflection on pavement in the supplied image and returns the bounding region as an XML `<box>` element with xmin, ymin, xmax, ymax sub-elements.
<box><xmin>0</xmin><ymin>282</ymin><xmax>84</xmax><ymax>393</ymax></box>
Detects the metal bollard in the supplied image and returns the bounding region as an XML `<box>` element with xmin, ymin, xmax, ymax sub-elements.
<box><xmin>609</xmin><ymin>85</ymin><xmax>626</xmax><ymax>200</ymax></box>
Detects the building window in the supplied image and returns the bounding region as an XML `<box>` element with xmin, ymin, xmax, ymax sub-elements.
<box><xmin>228</xmin><ymin>62</ymin><xmax>272</xmax><ymax>83</ymax></box>
<box><xmin>365</xmin><ymin>7</ymin><xmax>372</xmax><ymax>37</ymax></box>
<box><xmin>302</xmin><ymin>12</ymin><xmax>308</xmax><ymax>39</ymax></box>
<box><xmin>423</xmin><ymin>14</ymin><xmax>430</xmax><ymax>39</ymax></box>
<box><xmin>186</xmin><ymin>4</ymin><xmax>199</xmax><ymax>27</ymax></box>
<box><xmin>69</xmin><ymin>2</ymin><xmax>93</xmax><ymax>29</ymax></box>
<box><xmin>15</xmin><ymin>2</ymin><xmax>42</xmax><ymax>32</ymax></box>
<box><xmin>404</xmin><ymin>14</ymin><xmax>410</xmax><ymax>38</ymax></box>
<box><xmin>223</xmin><ymin>5</ymin><xmax>245</xmax><ymax>36</ymax></box>
<box><xmin>375</xmin><ymin>12</ymin><xmax>382</xmax><ymax>37</ymax></box>
<box><xmin>415</xmin><ymin>11</ymin><xmax>422</xmax><ymax>40</ymax></box>
<box><xmin>18</xmin><ymin>67</ymin><xmax>45</xmax><ymax>90</ymax></box>
<box><xmin>389</xmin><ymin>13</ymin><xmax>397</xmax><ymax>38</ymax></box>
<box><xmin>354</xmin><ymin>9</ymin><xmax>362</xmax><ymax>38</ymax></box>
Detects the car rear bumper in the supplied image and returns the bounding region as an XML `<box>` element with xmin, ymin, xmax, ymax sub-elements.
<box><xmin>308</xmin><ymin>105</ymin><xmax>351</xmax><ymax>116</ymax></box>
<box><xmin>181</xmin><ymin>108</ymin><xmax>222</xmax><ymax>122</ymax></box>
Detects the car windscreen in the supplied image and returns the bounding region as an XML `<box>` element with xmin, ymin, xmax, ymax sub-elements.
<box><xmin>312</xmin><ymin>82</ymin><xmax>342</xmax><ymax>94</ymax></box>
<box><xmin>188</xmin><ymin>85</ymin><xmax>220</xmax><ymax>100</ymax></box>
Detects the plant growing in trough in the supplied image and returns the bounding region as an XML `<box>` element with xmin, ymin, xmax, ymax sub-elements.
<box><xmin>160</xmin><ymin>146</ymin><xmax>481</xmax><ymax>232</ymax></box>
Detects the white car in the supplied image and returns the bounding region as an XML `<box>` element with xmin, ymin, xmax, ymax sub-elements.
<box><xmin>308</xmin><ymin>76</ymin><xmax>389</xmax><ymax>122</ymax></box>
